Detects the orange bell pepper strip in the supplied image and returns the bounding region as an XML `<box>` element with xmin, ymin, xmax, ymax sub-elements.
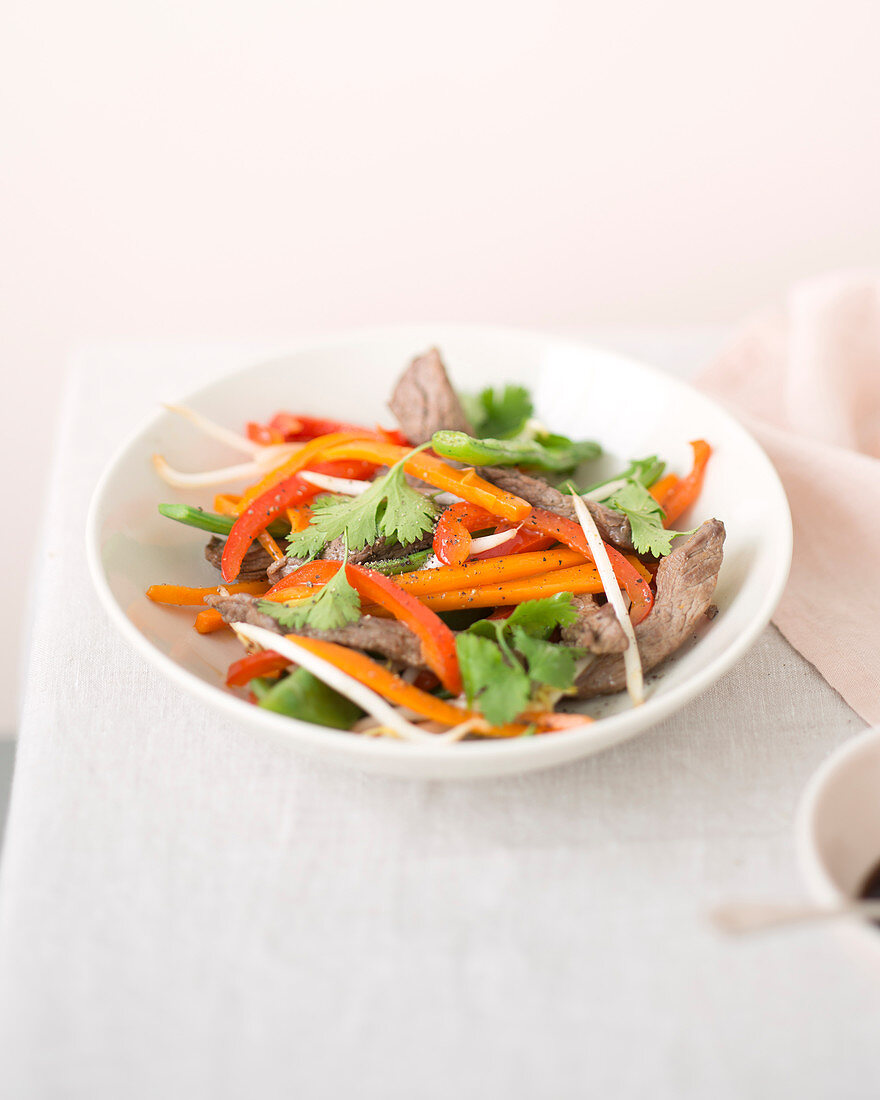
<box><xmin>318</xmin><ymin>441</ymin><xmax>532</xmax><ymax>522</ymax></box>
<box><xmin>648</xmin><ymin>473</ymin><xmax>679</xmax><ymax>506</ymax></box>
<box><xmin>226</xmin><ymin>650</ymin><xmax>290</xmax><ymax>686</ymax></box>
<box><xmin>235</xmin><ymin>431</ymin><xmax>378</xmax><ymax>512</ymax></box>
<box><xmin>522</xmin><ymin>508</ymin><xmax>654</xmax><ymax>624</ymax></box>
<box><xmin>263</xmin><ymin>561</ymin><xmax>462</xmax><ymax>694</ymax></box>
<box><xmin>432</xmin><ymin>502</ymin><xmax>498</xmax><ymax>566</ymax></box>
<box><xmin>661</xmin><ymin>440</ymin><xmax>712</xmax><ymax>526</ymax></box>
<box><xmin>286</xmin><ymin>505</ymin><xmax>312</xmax><ymax>532</ymax></box>
<box><xmin>194</xmin><ymin>609</ymin><xmax>228</xmax><ymax>633</ymax></box>
<box><xmin>146</xmin><ymin>581</ymin><xmax>267</xmax><ymax>605</ymax></box>
<box><xmin>415</xmin><ymin>564</ymin><xmax>603</xmax><ymax>612</ymax></box>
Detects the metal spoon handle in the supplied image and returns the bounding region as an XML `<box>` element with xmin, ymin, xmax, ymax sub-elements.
<box><xmin>710</xmin><ymin>899</ymin><xmax>880</xmax><ymax>934</ymax></box>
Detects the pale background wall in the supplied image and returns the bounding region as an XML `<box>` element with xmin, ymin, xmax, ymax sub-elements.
<box><xmin>2</xmin><ymin>0</ymin><xmax>879</xmax><ymax>734</ymax></box>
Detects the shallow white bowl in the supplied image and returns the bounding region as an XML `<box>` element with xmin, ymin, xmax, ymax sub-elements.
<box><xmin>87</xmin><ymin>326</ymin><xmax>791</xmax><ymax>778</ymax></box>
<box><xmin>797</xmin><ymin>726</ymin><xmax>880</xmax><ymax>947</ymax></box>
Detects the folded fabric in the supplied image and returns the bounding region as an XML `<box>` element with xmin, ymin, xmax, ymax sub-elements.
<box><xmin>698</xmin><ymin>271</ymin><xmax>880</xmax><ymax>723</ymax></box>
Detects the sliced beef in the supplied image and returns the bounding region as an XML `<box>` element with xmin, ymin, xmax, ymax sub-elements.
<box><xmin>561</xmin><ymin>594</ymin><xmax>628</xmax><ymax>655</ymax></box>
<box><xmin>204</xmin><ymin>537</ymin><xmax>274</xmax><ymax>582</ymax></box>
<box><xmin>388</xmin><ymin>347</ymin><xmax>473</xmax><ymax>444</ymax></box>
<box><xmin>574</xmin><ymin>518</ymin><xmax>725</xmax><ymax>697</ymax></box>
<box><xmin>205</xmin><ymin>593</ymin><xmax>427</xmax><ymax>669</ymax></box>
<box><xmin>266</xmin><ymin>533</ymin><xmax>433</xmax><ymax>585</ymax></box>
<box><xmin>476</xmin><ymin>466</ymin><xmax>635</xmax><ymax>553</ymax></box>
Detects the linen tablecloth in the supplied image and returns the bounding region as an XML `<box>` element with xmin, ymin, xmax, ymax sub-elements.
<box><xmin>1</xmin><ymin>338</ymin><xmax>878</xmax><ymax>1100</ymax></box>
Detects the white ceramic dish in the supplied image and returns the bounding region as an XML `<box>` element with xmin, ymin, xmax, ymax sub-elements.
<box><xmin>86</xmin><ymin>326</ymin><xmax>792</xmax><ymax>779</ymax></box>
<box><xmin>797</xmin><ymin>726</ymin><xmax>880</xmax><ymax>949</ymax></box>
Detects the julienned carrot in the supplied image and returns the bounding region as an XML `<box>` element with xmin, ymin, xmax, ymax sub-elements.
<box><xmin>416</xmin><ymin>564</ymin><xmax>603</xmax><ymax>612</ymax></box>
<box><xmin>147</xmin><ymin>581</ymin><xmax>267</xmax><ymax>606</ymax></box>
<box><xmin>264</xmin><ymin>547</ymin><xmax>587</xmax><ymax>599</ymax></box>
<box><xmin>318</xmin><ymin>440</ymin><xmax>532</xmax><ymax>522</ymax></box>
<box><xmin>284</xmin><ymin>636</ymin><xmax>470</xmax><ymax>726</ymax></box>
<box><xmin>194</xmin><ymin>609</ymin><xmax>228</xmax><ymax>633</ymax></box>
<box><xmin>662</xmin><ymin>440</ymin><xmax>711</xmax><ymax>526</ymax></box>
<box><xmin>281</xmin><ymin>636</ymin><xmax>543</xmax><ymax>738</ymax></box>
<box><xmin>390</xmin><ymin>548</ymin><xmax>587</xmax><ymax>596</ymax></box>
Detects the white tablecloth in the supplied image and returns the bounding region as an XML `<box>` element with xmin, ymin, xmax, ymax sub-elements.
<box><xmin>1</xmin><ymin>338</ymin><xmax>878</xmax><ymax>1100</ymax></box>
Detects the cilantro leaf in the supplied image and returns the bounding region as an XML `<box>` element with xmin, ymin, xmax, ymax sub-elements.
<box><xmin>257</xmin><ymin>560</ymin><xmax>361</xmax><ymax>632</ymax></box>
<box><xmin>379</xmin><ymin>462</ymin><xmax>438</xmax><ymax>545</ymax></box>
<box><xmin>455</xmin><ymin>632</ymin><xmax>532</xmax><ymax>726</ymax></box>
<box><xmin>461</xmin><ymin>384</ymin><xmax>534</xmax><ymax>439</ymax></box>
<box><xmin>505</xmin><ymin>593</ymin><xmax>580</xmax><ymax>638</ymax></box>
<box><xmin>456</xmin><ymin>596</ymin><xmax>586</xmax><ymax>724</ymax></box>
<box><xmin>603</xmin><ymin>481</ymin><xmax>690</xmax><ymax>557</ymax></box>
<box><xmin>286</xmin><ymin>447</ymin><xmax>438</xmax><ymax>562</ymax></box>
<box><xmin>510</xmin><ymin>628</ymin><xmax>584</xmax><ymax>690</ymax></box>
<box><xmin>577</xmin><ymin>455</ymin><xmax>666</xmax><ymax>496</ymax></box>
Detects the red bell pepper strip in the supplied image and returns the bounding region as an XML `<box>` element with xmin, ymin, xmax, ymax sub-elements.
<box><xmin>661</xmin><ymin>441</ymin><xmax>712</xmax><ymax>526</ymax></box>
<box><xmin>433</xmin><ymin>502</ymin><xmax>498</xmax><ymax>566</ymax></box>
<box><xmin>226</xmin><ymin>650</ymin><xmax>290</xmax><ymax>687</ymax></box>
<box><xmin>264</xmin><ymin>560</ymin><xmax>462</xmax><ymax>694</ymax></box>
<box><xmin>469</xmin><ymin>527</ymin><xmax>556</xmax><ymax>560</ymax></box>
<box><xmin>523</xmin><ymin>507</ymin><xmax>654</xmax><ymax>624</ymax></box>
<box><xmin>266</xmin><ymin>413</ymin><xmax>409</xmax><ymax>445</ymax></box>
<box><xmin>246</xmin><ymin>421</ymin><xmax>284</xmax><ymax>446</ymax></box>
<box><xmin>221</xmin><ymin>475</ymin><xmax>322</xmax><ymax>582</ymax></box>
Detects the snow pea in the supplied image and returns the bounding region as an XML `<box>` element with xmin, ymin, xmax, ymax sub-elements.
<box><xmin>430</xmin><ymin>430</ymin><xmax>600</xmax><ymax>473</ymax></box>
<box><xmin>254</xmin><ymin>668</ymin><xmax>363</xmax><ymax>728</ymax></box>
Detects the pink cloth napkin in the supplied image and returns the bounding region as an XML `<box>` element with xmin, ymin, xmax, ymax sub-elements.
<box><xmin>698</xmin><ymin>271</ymin><xmax>880</xmax><ymax>724</ymax></box>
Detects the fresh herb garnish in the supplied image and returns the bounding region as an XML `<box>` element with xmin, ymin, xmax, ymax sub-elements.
<box><xmin>572</xmin><ymin>455</ymin><xmax>690</xmax><ymax>557</ymax></box>
<box><xmin>286</xmin><ymin>444</ymin><xmax>438</xmax><ymax>562</ymax></box>
<box><xmin>455</xmin><ymin>594</ymin><xmax>585</xmax><ymax>725</ymax></box>
<box><xmin>258</xmin><ymin>545</ymin><xmax>362</xmax><ymax>632</ymax></box>
<box><xmin>461</xmin><ymin>384</ymin><xmax>534</xmax><ymax>439</ymax></box>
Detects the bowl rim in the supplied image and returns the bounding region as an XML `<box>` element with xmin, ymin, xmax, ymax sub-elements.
<box><xmin>85</xmin><ymin>323</ymin><xmax>793</xmax><ymax>767</ymax></box>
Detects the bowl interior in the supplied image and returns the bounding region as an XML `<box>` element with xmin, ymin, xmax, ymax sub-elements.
<box><xmin>87</xmin><ymin>327</ymin><xmax>792</xmax><ymax>776</ymax></box>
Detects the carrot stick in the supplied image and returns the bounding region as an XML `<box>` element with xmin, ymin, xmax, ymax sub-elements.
<box><xmin>264</xmin><ymin>547</ymin><xmax>585</xmax><ymax>599</ymax></box>
<box><xmin>319</xmin><ymin>441</ymin><xmax>532</xmax><ymax>521</ymax></box>
<box><xmin>389</xmin><ymin>548</ymin><xmax>587</xmax><ymax>596</ymax></box>
<box><xmin>282</xmin><ymin>636</ymin><xmax>537</xmax><ymax>738</ymax></box>
<box><xmin>416</xmin><ymin>564</ymin><xmax>603</xmax><ymax>611</ymax></box>
<box><xmin>194</xmin><ymin>609</ymin><xmax>228</xmax><ymax>633</ymax></box>
<box><xmin>284</xmin><ymin>636</ymin><xmax>471</xmax><ymax>726</ymax></box>
<box><xmin>147</xmin><ymin>581</ymin><xmax>268</xmax><ymax>606</ymax></box>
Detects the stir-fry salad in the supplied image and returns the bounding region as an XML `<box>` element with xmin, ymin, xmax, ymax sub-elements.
<box><xmin>147</xmin><ymin>349</ymin><xmax>724</xmax><ymax>743</ymax></box>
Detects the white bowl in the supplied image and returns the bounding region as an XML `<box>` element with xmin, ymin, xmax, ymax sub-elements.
<box><xmin>797</xmin><ymin>726</ymin><xmax>880</xmax><ymax>945</ymax></box>
<box><xmin>86</xmin><ymin>326</ymin><xmax>792</xmax><ymax>778</ymax></box>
